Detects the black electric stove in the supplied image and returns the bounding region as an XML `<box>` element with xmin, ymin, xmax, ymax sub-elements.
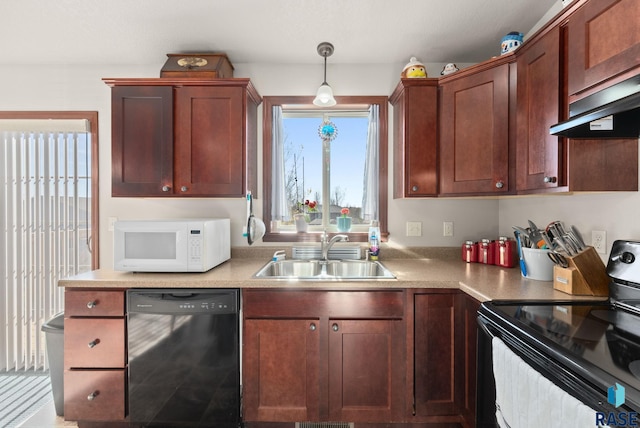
<box><xmin>477</xmin><ymin>240</ymin><xmax>640</xmax><ymax>426</ymax></box>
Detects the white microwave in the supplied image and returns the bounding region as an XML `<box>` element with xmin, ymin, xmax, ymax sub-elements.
<box><xmin>114</xmin><ymin>218</ymin><xmax>230</xmax><ymax>272</ymax></box>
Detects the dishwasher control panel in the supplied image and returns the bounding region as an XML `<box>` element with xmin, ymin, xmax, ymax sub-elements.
<box><xmin>127</xmin><ymin>289</ymin><xmax>238</xmax><ymax>315</ymax></box>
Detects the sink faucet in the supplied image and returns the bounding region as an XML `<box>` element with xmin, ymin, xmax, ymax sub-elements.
<box><xmin>321</xmin><ymin>229</ymin><xmax>349</xmax><ymax>261</ymax></box>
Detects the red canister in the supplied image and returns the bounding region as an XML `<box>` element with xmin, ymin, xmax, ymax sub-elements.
<box><xmin>494</xmin><ymin>236</ymin><xmax>516</xmax><ymax>268</ymax></box>
<box><xmin>479</xmin><ymin>239</ymin><xmax>496</xmax><ymax>264</ymax></box>
<box><xmin>462</xmin><ymin>241</ymin><xmax>478</xmax><ymax>263</ymax></box>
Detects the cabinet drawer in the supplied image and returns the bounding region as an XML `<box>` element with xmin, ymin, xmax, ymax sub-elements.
<box><xmin>243</xmin><ymin>290</ymin><xmax>405</xmax><ymax>318</ymax></box>
<box><xmin>64</xmin><ymin>369</ymin><xmax>126</xmax><ymax>421</ymax></box>
<box><xmin>65</xmin><ymin>290</ymin><xmax>125</xmax><ymax>317</ymax></box>
<box><xmin>64</xmin><ymin>318</ymin><xmax>125</xmax><ymax>368</ymax></box>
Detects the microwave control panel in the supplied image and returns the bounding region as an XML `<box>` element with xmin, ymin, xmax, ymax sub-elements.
<box><xmin>189</xmin><ymin>228</ymin><xmax>203</xmax><ymax>261</ymax></box>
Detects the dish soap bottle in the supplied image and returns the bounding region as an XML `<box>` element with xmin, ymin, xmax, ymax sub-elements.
<box><xmin>369</xmin><ymin>226</ymin><xmax>380</xmax><ymax>261</ymax></box>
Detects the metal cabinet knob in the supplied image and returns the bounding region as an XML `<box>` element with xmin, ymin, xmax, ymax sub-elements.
<box><xmin>332</xmin><ymin>323</ymin><xmax>339</xmax><ymax>332</ymax></box>
<box><xmin>180</xmin><ymin>186</ymin><xmax>188</xmax><ymax>192</ymax></box>
<box><xmin>162</xmin><ymin>185</ymin><xmax>171</xmax><ymax>192</ymax></box>
<box><xmin>88</xmin><ymin>339</ymin><xmax>100</xmax><ymax>348</ymax></box>
<box><xmin>495</xmin><ymin>181</ymin><xmax>504</xmax><ymax>189</ymax></box>
<box><xmin>411</xmin><ymin>185</ymin><xmax>418</xmax><ymax>192</ymax></box>
<box><xmin>86</xmin><ymin>301</ymin><xmax>97</xmax><ymax>309</ymax></box>
<box><xmin>310</xmin><ymin>323</ymin><xmax>316</xmax><ymax>331</ymax></box>
<box><xmin>543</xmin><ymin>176</ymin><xmax>557</xmax><ymax>183</ymax></box>
<box><xmin>87</xmin><ymin>391</ymin><xmax>98</xmax><ymax>401</ymax></box>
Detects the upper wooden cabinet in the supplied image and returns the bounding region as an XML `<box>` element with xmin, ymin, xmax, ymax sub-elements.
<box><xmin>105</xmin><ymin>78</ymin><xmax>261</xmax><ymax>197</ymax></box>
<box><xmin>565</xmin><ymin>0</ymin><xmax>640</xmax><ymax>99</ymax></box>
<box><xmin>439</xmin><ymin>58</ymin><xmax>515</xmax><ymax>196</ymax></box>
<box><xmin>516</xmin><ymin>26</ymin><xmax>565</xmax><ymax>192</ymax></box>
<box><xmin>390</xmin><ymin>79</ymin><xmax>438</xmax><ymax>197</ymax></box>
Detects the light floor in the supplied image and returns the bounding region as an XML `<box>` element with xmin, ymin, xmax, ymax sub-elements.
<box><xmin>17</xmin><ymin>401</ymin><xmax>77</xmax><ymax>428</ymax></box>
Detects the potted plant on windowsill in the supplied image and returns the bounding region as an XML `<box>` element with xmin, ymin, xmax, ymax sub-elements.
<box><xmin>294</xmin><ymin>200</ymin><xmax>317</xmax><ymax>233</ymax></box>
<box><xmin>337</xmin><ymin>207</ymin><xmax>352</xmax><ymax>232</ymax></box>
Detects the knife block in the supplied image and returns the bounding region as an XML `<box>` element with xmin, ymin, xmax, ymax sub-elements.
<box><xmin>553</xmin><ymin>246</ymin><xmax>609</xmax><ymax>296</ymax></box>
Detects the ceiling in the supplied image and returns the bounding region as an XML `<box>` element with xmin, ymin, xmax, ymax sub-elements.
<box><xmin>0</xmin><ymin>0</ymin><xmax>558</xmax><ymax>67</ymax></box>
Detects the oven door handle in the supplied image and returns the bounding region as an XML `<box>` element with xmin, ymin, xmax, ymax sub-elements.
<box><xmin>478</xmin><ymin>316</ymin><xmax>500</xmax><ymax>339</ymax></box>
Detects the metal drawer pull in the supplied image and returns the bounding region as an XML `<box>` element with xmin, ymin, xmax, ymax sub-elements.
<box><xmin>180</xmin><ymin>186</ymin><xmax>188</xmax><ymax>192</ymax></box>
<box><xmin>162</xmin><ymin>185</ymin><xmax>171</xmax><ymax>192</ymax></box>
<box><xmin>544</xmin><ymin>176</ymin><xmax>557</xmax><ymax>183</ymax></box>
<box><xmin>86</xmin><ymin>301</ymin><xmax>97</xmax><ymax>309</ymax></box>
<box><xmin>332</xmin><ymin>323</ymin><xmax>339</xmax><ymax>332</ymax></box>
<box><xmin>88</xmin><ymin>339</ymin><xmax>100</xmax><ymax>348</ymax></box>
<box><xmin>87</xmin><ymin>391</ymin><xmax>99</xmax><ymax>401</ymax></box>
<box><xmin>495</xmin><ymin>180</ymin><xmax>504</xmax><ymax>189</ymax></box>
<box><xmin>310</xmin><ymin>323</ymin><xmax>316</xmax><ymax>331</ymax></box>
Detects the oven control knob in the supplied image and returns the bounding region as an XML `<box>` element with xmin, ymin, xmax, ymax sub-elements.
<box><xmin>621</xmin><ymin>252</ymin><xmax>635</xmax><ymax>264</ymax></box>
<box><xmin>612</xmin><ymin>251</ymin><xmax>636</xmax><ymax>264</ymax></box>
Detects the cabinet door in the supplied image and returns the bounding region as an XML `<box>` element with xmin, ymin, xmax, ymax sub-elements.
<box><xmin>516</xmin><ymin>26</ymin><xmax>564</xmax><ymax>191</ymax></box>
<box><xmin>391</xmin><ymin>79</ymin><xmax>438</xmax><ymax>197</ymax></box>
<box><xmin>414</xmin><ymin>292</ymin><xmax>459</xmax><ymax>416</ymax></box>
<box><xmin>243</xmin><ymin>319</ymin><xmax>320</xmax><ymax>422</ymax></box>
<box><xmin>440</xmin><ymin>64</ymin><xmax>511</xmax><ymax>195</ymax></box>
<box><xmin>458</xmin><ymin>293</ymin><xmax>480</xmax><ymax>427</ymax></box>
<box><xmin>566</xmin><ymin>0</ymin><xmax>640</xmax><ymax>97</ymax></box>
<box><xmin>111</xmin><ymin>86</ymin><xmax>174</xmax><ymax>196</ymax></box>
<box><xmin>174</xmin><ymin>86</ymin><xmax>245</xmax><ymax>196</ymax></box>
<box><xmin>328</xmin><ymin>319</ymin><xmax>403</xmax><ymax>422</ymax></box>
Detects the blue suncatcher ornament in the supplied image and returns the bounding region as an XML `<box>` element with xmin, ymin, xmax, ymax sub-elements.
<box><xmin>318</xmin><ymin>120</ymin><xmax>338</xmax><ymax>141</ymax></box>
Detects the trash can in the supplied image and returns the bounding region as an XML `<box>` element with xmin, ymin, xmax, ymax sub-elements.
<box><xmin>42</xmin><ymin>312</ymin><xmax>64</xmax><ymax>416</ymax></box>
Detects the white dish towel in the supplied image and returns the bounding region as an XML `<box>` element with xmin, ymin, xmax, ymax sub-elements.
<box><xmin>492</xmin><ymin>336</ymin><xmax>599</xmax><ymax>427</ymax></box>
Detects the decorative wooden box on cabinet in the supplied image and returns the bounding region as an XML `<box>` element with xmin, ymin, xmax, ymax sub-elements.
<box><xmin>439</xmin><ymin>56</ymin><xmax>516</xmax><ymax>196</ymax></box>
<box><xmin>105</xmin><ymin>78</ymin><xmax>261</xmax><ymax>197</ymax></box>
<box><xmin>64</xmin><ymin>289</ymin><xmax>126</xmax><ymax>422</ymax></box>
<box><xmin>242</xmin><ymin>289</ymin><xmax>405</xmax><ymax>424</ymax></box>
<box><xmin>565</xmin><ymin>0</ymin><xmax>640</xmax><ymax>100</ymax></box>
<box><xmin>389</xmin><ymin>78</ymin><xmax>439</xmax><ymax>197</ymax></box>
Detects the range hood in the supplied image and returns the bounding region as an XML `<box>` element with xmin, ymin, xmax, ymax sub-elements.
<box><xmin>550</xmin><ymin>74</ymin><xmax>640</xmax><ymax>138</ymax></box>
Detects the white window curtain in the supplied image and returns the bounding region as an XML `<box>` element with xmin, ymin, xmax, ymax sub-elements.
<box><xmin>271</xmin><ymin>105</ymin><xmax>289</xmax><ymax>221</ymax></box>
<box><xmin>1</xmin><ymin>120</ymin><xmax>92</xmax><ymax>372</ymax></box>
<box><xmin>362</xmin><ymin>105</ymin><xmax>379</xmax><ymax>222</ymax></box>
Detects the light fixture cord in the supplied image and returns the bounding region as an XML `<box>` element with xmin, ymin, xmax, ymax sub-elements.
<box><xmin>323</xmin><ymin>54</ymin><xmax>328</xmax><ymax>85</ymax></box>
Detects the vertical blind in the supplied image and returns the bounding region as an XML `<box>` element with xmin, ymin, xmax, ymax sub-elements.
<box><xmin>1</xmin><ymin>120</ymin><xmax>92</xmax><ymax>372</ymax></box>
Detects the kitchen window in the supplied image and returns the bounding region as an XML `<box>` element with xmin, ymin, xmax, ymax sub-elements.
<box><xmin>262</xmin><ymin>96</ymin><xmax>388</xmax><ymax>242</ymax></box>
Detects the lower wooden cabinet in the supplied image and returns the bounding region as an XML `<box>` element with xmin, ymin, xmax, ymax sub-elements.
<box><xmin>64</xmin><ymin>289</ymin><xmax>127</xmax><ymax>422</ymax></box>
<box><xmin>408</xmin><ymin>289</ymin><xmax>479</xmax><ymax>428</ymax></box>
<box><xmin>242</xmin><ymin>289</ymin><xmax>405</xmax><ymax>423</ymax></box>
<box><xmin>243</xmin><ymin>288</ymin><xmax>478</xmax><ymax>427</ymax></box>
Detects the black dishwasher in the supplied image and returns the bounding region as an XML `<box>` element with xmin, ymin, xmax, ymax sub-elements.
<box><xmin>127</xmin><ymin>289</ymin><xmax>240</xmax><ymax>427</ymax></box>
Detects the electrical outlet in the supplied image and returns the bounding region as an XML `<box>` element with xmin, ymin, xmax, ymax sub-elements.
<box><xmin>406</xmin><ymin>221</ymin><xmax>422</xmax><ymax>237</ymax></box>
<box><xmin>108</xmin><ymin>216</ymin><xmax>118</xmax><ymax>232</ymax></box>
<box><xmin>443</xmin><ymin>221</ymin><xmax>454</xmax><ymax>237</ymax></box>
<box><xmin>592</xmin><ymin>230</ymin><xmax>607</xmax><ymax>254</ymax></box>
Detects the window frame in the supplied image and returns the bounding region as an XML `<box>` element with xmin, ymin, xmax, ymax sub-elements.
<box><xmin>262</xmin><ymin>96</ymin><xmax>388</xmax><ymax>243</ymax></box>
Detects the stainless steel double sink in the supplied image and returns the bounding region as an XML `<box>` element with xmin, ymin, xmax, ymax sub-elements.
<box><xmin>253</xmin><ymin>259</ymin><xmax>396</xmax><ymax>280</ymax></box>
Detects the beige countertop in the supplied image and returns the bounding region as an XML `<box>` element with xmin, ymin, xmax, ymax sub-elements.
<box><xmin>59</xmin><ymin>250</ymin><xmax>607</xmax><ymax>303</ymax></box>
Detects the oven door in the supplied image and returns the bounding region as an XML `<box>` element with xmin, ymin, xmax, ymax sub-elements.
<box><xmin>477</xmin><ymin>301</ymin><xmax>640</xmax><ymax>427</ymax></box>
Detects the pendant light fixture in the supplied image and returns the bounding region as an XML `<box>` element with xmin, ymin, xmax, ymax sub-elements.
<box><xmin>313</xmin><ymin>42</ymin><xmax>337</xmax><ymax>107</ymax></box>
